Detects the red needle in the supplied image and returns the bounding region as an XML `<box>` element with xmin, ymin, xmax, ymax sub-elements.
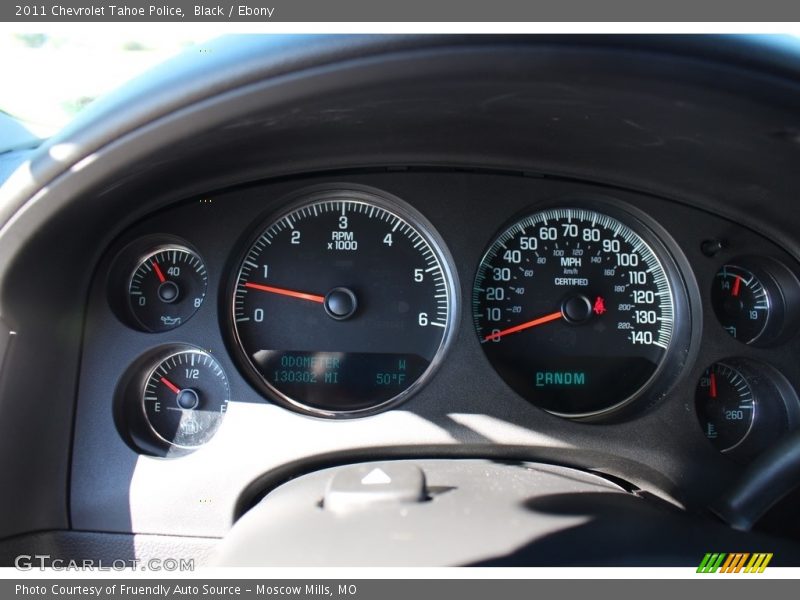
<box><xmin>152</xmin><ymin>260</ymin><xmax>166</xmax><ymax>283</ymax></box>
<box><xmin>244</xmin><ymin>281</ymin><xmax>325</xmax><ymax>303</ymax></box>
<box><xmin>731</xmin><ymin>275</ymin><xmax>742</xmax><ymax>297</ymax></box>
<box><xmin>483</xmin><ymin>310</ymin><xmax>563</xmax><ymax>342</ymax></box>
<box><xmin>160</xmin><ymin>376</ymin><xmax>181</xmax><ymax>395</ymax></box>
<box><xmin>709</xmin><ymin>372</ymin><xmax>717</xmax><ymax>398</ymax></box>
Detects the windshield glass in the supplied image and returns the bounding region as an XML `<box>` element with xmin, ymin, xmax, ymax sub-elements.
<box><xmin>0</xmin><ymin>31</ymin><xmax>210</xmax><ymax>149</ymax></box>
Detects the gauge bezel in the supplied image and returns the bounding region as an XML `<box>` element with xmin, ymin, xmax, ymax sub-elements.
<box><xmin>472</xmin><ymin>196</ymin><xmax>698</xmax><ymax>420</ymax></box>
<box><xmin>696</xmin><ymin>358</ymin><xmax>800</xmax><ymax>462</ymax></box>
<box><xmin>140</xmin><ymin>347</ymin><xmax>231</xmax><ymax>450</ymax></box>
<box><xmin>125</xmin><ymin>244</ymin><xmax>208</xmax><ymax>333</ymax></box>
<box><xmin>224</xmin><ymin>183</ymin><xmax>460</xmax><ymax>419</ymax></box>
<box><xmin>114</xmin><ymin>343</ymin><xmax>230</xmax><ymax>457</ymax></box>
<box><xmin>696</xmin><ymin>362</ymin><xmax>758</xmax><ymax>454</ymax></box>
<box><xmin>711</xmin><ymin>256</ymin><xmax>800</xmax><ymax>348</ymax></box>
<box><xmin>711</xmin><ymin>264</ymin><xmax>771</xmax><ymax>346</ymax></box>
<box><xmin>108</xmin><ymin>235</ymin><xmax>209</xmax><ymax>333</ymax></box>
<box><xmin>126</xmin><ymin>243</ymin><xmax>208</xmax><ymax>332</ymax></box>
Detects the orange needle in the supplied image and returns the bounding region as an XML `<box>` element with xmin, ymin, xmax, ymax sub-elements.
<box><xmin>152</xmin><ymin>260</ymin><xmax>166</xmax><ymax>283</ymax></box>
<box><xmin>709</xmin><ymin>373</ymin><xmax>717</xmax><ymax>398</ymax></box>
<box><xmin>160</xmin><ymin>376</ymin><xmax>181</xmax><ymax>395</ymax></box>
<box><xmin>731</xmin><ymin>276</ymin><xmax>742</xmax><ymax>297</ymax></box>
<box><xmin>483</xmin><ymin>310</ymin><xmax>563</xmax><ymax>342</ymax></box>
<box><xmin>244</xmin><ymin>281</ymin><xmax>325</xmax><ymax>303</ymax></box>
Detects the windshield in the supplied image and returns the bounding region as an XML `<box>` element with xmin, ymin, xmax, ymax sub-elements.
<box><xmin>0</xmin><ymin>31</ymin><xmax>210</xmax><ymax>150</ymax></box>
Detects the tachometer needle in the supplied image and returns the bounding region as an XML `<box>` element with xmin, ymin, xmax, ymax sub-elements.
<box><xmin>160</xmin><ymin>376</ymin><xmax>181</xmax><ymax>395</ymax></box>
<box><xmin>483</xmin><ymin>310</ymin><xmax>563</xmax><ymax>342</ymax></box>
<box><xmin>244</xmin><ymin>281</ymin><xmax>325</xmax><ymax>303</ymax></box>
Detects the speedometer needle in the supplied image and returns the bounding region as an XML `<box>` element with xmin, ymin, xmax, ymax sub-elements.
<box><xmin>483</xmin><ymin>310</ymin><xmax>563</xmax><ymax>342</ymax></box>
<box><xmin>244</xmin><ymin>281</ymin><xmax>325</xmax><ymax>303</ymax></box>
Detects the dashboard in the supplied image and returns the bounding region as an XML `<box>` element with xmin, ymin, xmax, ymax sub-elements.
<box><xmin>75</xmin><ymin>170</ymin><xmax>800</xmax><ymax>539</ymax></box>
<box><xmin>3</xmin><ymin>34</ymin><xmax>800</xmax><ymax>566</ymax></box>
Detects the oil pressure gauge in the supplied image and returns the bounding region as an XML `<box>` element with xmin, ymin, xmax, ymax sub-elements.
<box><xmin>128</xmin><ymin>245</ymin><xmax>208</xmax><ymax>332</ymax></box>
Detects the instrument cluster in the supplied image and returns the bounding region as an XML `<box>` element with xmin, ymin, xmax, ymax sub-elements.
<box><xmin>97</xmin><ymin>175</ymin><xmax>800</xmax><ymax>464</ymax></box>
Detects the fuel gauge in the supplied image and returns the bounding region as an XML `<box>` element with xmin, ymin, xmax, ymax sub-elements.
<box><xmin>141</xmin><ymin>348</ymin><xmax>230</xmax><ymax>449</ymax></box>
<box><xmin>118</xmin><ymin>345</ymin><xmax>230</xmax><ymax>456</ymax></box>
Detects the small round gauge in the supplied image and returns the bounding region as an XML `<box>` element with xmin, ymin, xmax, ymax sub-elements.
<box><xmin>711</xmin><ymin>258</ymin><xmax>800</xmax><ymax>347</ymax></box>
<box><xmin>128</xmin><ymin>246</ymin><xmax>207</xmax><ymax>332</ymax></box>
<box><xmin>473</xmin><ymin>203</ymin><xmax>691</xmax><ymax>418</ymax></box>
<box><xmin>695</xmin><ymin>359</ymin><xmax>800</xmax><ymax>461</ymax></box>
<box><xmin>141</xmin><ymin>348</ymin><xmax>230</xmax><ymax>449</ymax></box>
<box><xmin>711</xmin><ymin>265</ymin><xmax>769</xmax><ymax>345</ymax></box>
<box><xmin>695</xmin><ymin>362</ymin><xmax>755</xmax><ymax>453</ymax></box>
<box><xmin>229</xmin><ymin>185</ymin><xmax>457</xmax><ymax>417</ymax></box>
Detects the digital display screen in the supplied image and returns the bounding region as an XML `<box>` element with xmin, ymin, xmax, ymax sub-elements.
<box><xmin>252</xmin><ymin>350</ymin><xmax>430</xmax><ymax>411</ymax></box>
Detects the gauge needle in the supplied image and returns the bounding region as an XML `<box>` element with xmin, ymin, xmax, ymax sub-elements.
<box><xmin>483</xmin><ymin>310</ymin><xmax>563</xmax><ymax>342</ymax></box>
<box><xmin>160</xmin><ymin>376</ymin><xmax>181</xmax><ymax>395</ymax></box>
<box><xmin>709</xmin><ymin>372</ymin><xmax>717</xmax><ymax>398</ymax></box>
<box><xmin>152</xmin><ymin>260</ymin><xmax>167</xmax><ymax>283</ymax></box>
<box><xmin>731</xmin><ymin>275</ymin><xmax>742</xmax><ymax>297</ymax></box>
<box><xmin>244</xmin><ymin>281</ymin><xmax>325</xmax><ymax>303</ymax></box>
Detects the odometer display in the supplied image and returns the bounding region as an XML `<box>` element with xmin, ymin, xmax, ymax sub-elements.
<box><xmin>473</xmin><ymin>206</ymin><xmax>676</xmax><ymax>417</ymax></box>
<box><xmin>230</xmin><ymin>187</ymin><xmax>456</xmax><ymax>417</ymax></box>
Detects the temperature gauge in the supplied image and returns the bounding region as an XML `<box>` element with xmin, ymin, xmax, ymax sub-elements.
<box><xmin>128</xmin><ymin>246</ymin><xmax>207</xmax><ymax>332</ymax></box>
<box><xmin>695</xmin><ymin>359</ymin><xmax>800</xmax><ymax>461</ymax></box>
<box><xmin>696</xmin><ymin>362</ymin><xmax>755</xmax><ymax>453</ymax></box>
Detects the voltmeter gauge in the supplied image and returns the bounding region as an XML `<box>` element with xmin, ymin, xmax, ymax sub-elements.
<box><xmin>128</xmin><ymin>246</ymin><xmax>207</xmax><ymax>332</ymax></box>
<box><xmin>711</xmin><ymin>265</ymin><xmax>769</xmax><ymax>345</ymax></box>
<box><xmin>119</xmin><ymin>345</ymin><xmax>230</xmax><ymax>455</ymax></box>
<box><xmin>711</xmin><ymin>257</ymin><xmax>800</xmax><ymax>347</ymax></box>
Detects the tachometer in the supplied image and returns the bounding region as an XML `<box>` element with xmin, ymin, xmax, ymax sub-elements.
<box><xmin>229</xmin><ymin>186</ymin><xmax>458</xmax><ymax>417</ymax></box>
<box><xmin>473</xmin><ymin>203</ymin><xmax>689</xmax><ymax>418</ymax></box>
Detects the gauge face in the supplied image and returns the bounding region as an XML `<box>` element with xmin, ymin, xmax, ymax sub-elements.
<box><xmin>142</xmin><ymin>349</ymin><xmax>230</xmax><ymax>448</ymax></box>
<box><xmin>230</xmin><ymin>188</ymin><xmax>456</xmax><ymax>416</ymax></box>
<box><xmin>711</xmin><ymin>265</ymin><xmax>770</xmax><ymax>344</ymax></box>
<box><xmin>695</xmin><ymin>362</ymin><xmax>755</xmax><ymax>453</ymax></box>
<box><xmin>128</xmin><ymin>246</ymin><xmax>207</xmax><ymax>332</ymax></box>
<box><xmin>473</xmin><ymin>206</ymin><xmax>676</xmax><ymax>417</ymax></box>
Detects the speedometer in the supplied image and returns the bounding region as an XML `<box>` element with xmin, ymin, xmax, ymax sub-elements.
<box><xmin>229</xmin><ymin>185</ymin><xmax>458</xmax><ymax>417</ymax></box>
<box><xmin>473</xmin><ymin>203</ymin><xmax>690</xmax><ymax>418</ymax></box>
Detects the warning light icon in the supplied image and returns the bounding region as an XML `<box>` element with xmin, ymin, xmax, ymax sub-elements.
<box><xmin>592</xmin><ymin>296</ymin><xmax>607</xmax><ymax>315</ymax></box>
